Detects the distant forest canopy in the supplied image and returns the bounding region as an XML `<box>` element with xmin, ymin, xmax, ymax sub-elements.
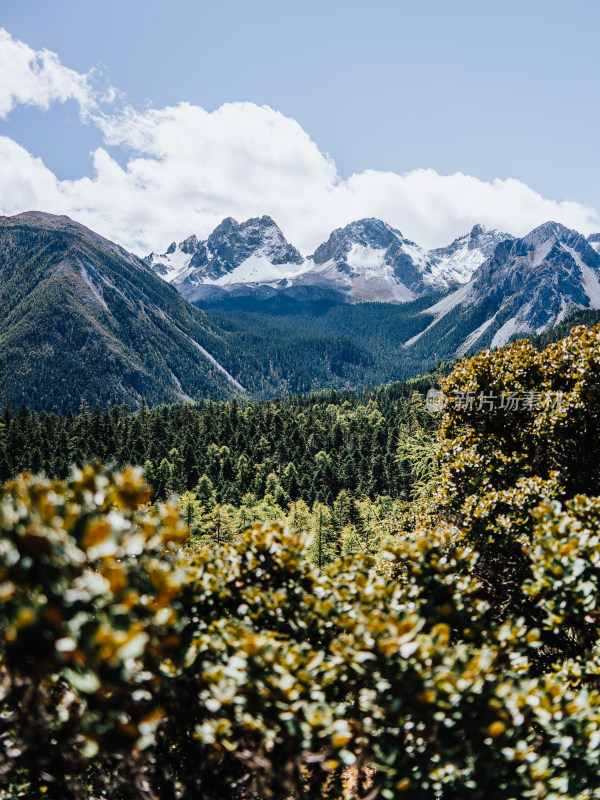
<box><xmin>199</xmin><ymin>297</ymin><xmax>600</xmax><ymax>397</ymax></box>
<box><xmin>2</xmin><ymin>306</ymin><xmax>600</xmax><ymax>503</ymax></box>
<box><xmin>0</xmin><ymin>374</ymin><xmax>441</xmax><ymax>503</ymax></box>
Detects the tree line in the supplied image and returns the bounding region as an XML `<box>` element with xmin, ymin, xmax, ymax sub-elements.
<box><xmin>0</xmin><ymin>376</ymin><xmax>439</xmax><ymax>505</ymax></box>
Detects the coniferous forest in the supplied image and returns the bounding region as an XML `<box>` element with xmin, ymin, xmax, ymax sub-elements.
<box><xmin>0</xmin><ymin>374</ymin><xmax>440</xmax><ymax>567</ymax></box>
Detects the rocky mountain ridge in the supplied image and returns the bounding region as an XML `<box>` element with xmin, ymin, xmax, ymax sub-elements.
<box><xmin>145</xmin><ymin>216</ymin><xmax>513</xmax><ymax>304</ymax></box>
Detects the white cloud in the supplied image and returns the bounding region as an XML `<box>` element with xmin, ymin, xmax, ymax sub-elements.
<box><xmin>0</xmin><ymin>29</ymin><xmax>598</xmax><ymax>256</ymax></box>
<box><xmin>0</xmin><ymin>28</ymin><xmax>99</xmax><ymax>118</ymax></box>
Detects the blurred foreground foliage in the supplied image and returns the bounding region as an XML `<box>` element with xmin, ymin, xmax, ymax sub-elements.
<box><xmin>3</xmin><ymin>325</ymin><xmax>600</xmax><ymax>797</ymax></box>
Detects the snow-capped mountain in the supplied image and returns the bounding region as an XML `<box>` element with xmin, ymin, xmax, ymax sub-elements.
<box><xmin>405</xmin><ymin>221</ymin><xmax>600</xmax><ymax>357</ymax></box>
<box><xmin>145</xmin><ymin>216</ymin><xmax>305</xmax><ymax>300</ymax></box>
<box><xmin>147</xmin><ymin>217</ymin><xmax>511</xmax><ymax>305</ymax></box>
<box><xmin>145</xmin><ymin>234</ymin><xmax>204</xmax><ymax>283</ymax></box>
<box><xmin>8</xmin><ymin>211</ymin><xmax>600</xmax><ymax>412</ymax></box>
<box><xmin>588</xmin><ymin>233</ymin><xmax>600</xmax><ymax>254</ymax></box>
<box><xmin>294</xmin><ymin>220</ymin><xmax>512</xmax><ymax>302</ymax></box>
<box><xmin>302</xmin><ymin>218</ymin><xmax>437</xmax><ymax>302</ymax></box>
<box><xmin>429</xmin><ymin>224</ymin><xmax>514</xmax><ymax>288</ymax></box>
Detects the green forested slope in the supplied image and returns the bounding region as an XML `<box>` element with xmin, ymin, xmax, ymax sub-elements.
<box><xmin>0</xmin><ymin>213</ymin><xmax>240</xmax><ymax>412</ymax></box>
<box><xmin>0</xmin><ymin>213</ymin><xmax>445</xmax><ymax>409</ymax></box>
<box><xmin>5</xmin><ymin>213</ymin><xmax>600</xmax><ymax>415</ymax></box>
<box><xmin>201</xmin><ymin>296</ymin><xmax>443</xmax><ymax>396</ymax></box>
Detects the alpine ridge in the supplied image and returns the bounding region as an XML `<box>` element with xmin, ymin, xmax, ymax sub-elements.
<box><xmin>146</xmin><ymin>217</ymin><xmax>512</xmax><ymax>305</ymax></box>
<box><xmin>404</xmin><ymin>221</ymin><xmax>600</xmax><ymax>358</ymax></box>
<box><xmin>145</xmin><ymin>216</ymin><xmax>306</xmax><ymax>302</ymax></box>
<box><xmin>3</xmin><ymin>211</ymin><xmax>600</xmax><ymax>413</ymax></box>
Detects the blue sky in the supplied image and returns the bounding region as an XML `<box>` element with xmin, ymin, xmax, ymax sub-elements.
<box><xmin>1</xmin><ymin>0</ymin><xmax>599</xmax><ymax>254</ymax></box>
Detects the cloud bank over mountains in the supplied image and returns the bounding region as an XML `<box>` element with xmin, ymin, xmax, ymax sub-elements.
<box><xmin>0</xmin><ymin>27</ymin><xmax>598</xmax><ymax>256</ymax></box>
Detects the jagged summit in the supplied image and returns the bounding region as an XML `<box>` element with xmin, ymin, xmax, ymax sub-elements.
<box><xmin>145</xmin><ymin>215</ymin><xmax>600</xmax><ymax>340</ymax></box>
<box><xmin>148</xmin><ymin>216</ymin><xmax>509</xmax><ymax>306</ymax></box>
<box><xmin>428</xmin><ymin>224</ymin><xmax>513</xmax><ymax>288</ymax></box>
<box><xmin>5</xmin><ymin>210</ymin><xmax>600</xmax><ymax>411</ymax></box>
<box><xmin>145</xmin><ymin>215</ymin><xmax>304</xmax><ymax>290</ymax></box>
<box><xmin>405</xmin><ymin>220</ymin><xmax>600</xmax><ymax>358</ymax></box>
<box><xmin>311</xmin><ymin>218</ymin><xmax>407</xmax><ymax>263</ymax></box>
<box><xmin>525</xmin><ymin>220</ymin><xmax>574</xmax><ymax>240</ymax></box>
<box><xmin>299</xmin><ymin>218</ymin><xmax>432</xmax><ymax>303</ymax></box>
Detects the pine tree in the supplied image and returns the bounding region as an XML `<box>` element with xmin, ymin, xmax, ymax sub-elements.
<box><xmin>310</xmin><ymin>502</ymin><xmax>339</xmax><ymax>567</ymax></box>
<box><xmin>143</xmin><ymin>460</ymin><xmax>156</xmax><ymax>489</ymax></box>
<box><xmin>169</xmin><ymin>448</ymin><xmax>185</xmax><ymax>494</ymax></box>
<box><xmin>199</xmin><ymin>504</ymin><xmax>234</xmax><ymax>546</ymax></box>
<box><xmin>0</xmin><ymin>438</ymin><xmax>13</xmax><ymax>484</ymax></box>
<box><xmin>179</xmin><ymin>491</ymin><xmax>201</xmax><ymax>537</ymax></box>
<box><xmin>195</xmin><ymin>474</ymin><xmax>216</xmax><ymax>509</ymax></box>
<box><xmin>282</xmin><ymin>462</ymin><xmax>300</xmax><ymax>501</ymax></box>
<box><xmin>155</xmin><ymin>458</ymin><xmax>172</xmax><ymax>499</ymax></box>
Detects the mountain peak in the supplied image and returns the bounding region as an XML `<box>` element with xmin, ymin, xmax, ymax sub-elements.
<box><xmin>312</xmin><ymin>218</ymin><xmax>405</xmax><ymax>266</ymax></box>
<box><xmin>147</xmin><ymin>216</ymin><xmax>519</xmax><ymax>306</ymax></box>
<box><xmin>12</xmin><ymin>210</ymin><xmax>75</xmax><ymax>223</ymax></box>
<box><xmin>210</xmin><ymin>217</ymin><xmax>239</xmax><ymax>237</ymax></box>
<box><xmin>526</xmin><ymin>220</ymin><xmax>574</xmax><ymax>242</ymax></box>
<box><xmin>180</xmin><ymin>234</ymin><xmax>200</xmax><ymax>254</ymax></box>
<box><xmin>251</xmin><ymin>214</ymin><xmax>277</xmax><ymax>227</ymax></box>
<box><xmin>347</xmin><ymin>217</ymin><xmax>403</xmax><ymax>238</ymax></box>
<box><xmin>427</xmin><ymin>225</ymin><xmax>513</xmax><ymax>289</ymax></box>
<box><xmin>146</xmin><ymin>215</ymin><xmax>304</xmax><ymax>291</ymax></box>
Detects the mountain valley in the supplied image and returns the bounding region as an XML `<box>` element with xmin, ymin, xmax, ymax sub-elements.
<box><xmin>2</xmin><ymin>211</ymin><xmax>600</xmax><ymax>412</ymax></box>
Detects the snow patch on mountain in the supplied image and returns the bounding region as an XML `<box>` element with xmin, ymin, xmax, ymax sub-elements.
<box><xmin>580</xmin><ymin>263</ymin><xmax>600</xmax><ymax>307</ymax></box>
<box><xmin>346</xmin><ymin>244</ymin><xmax>388</xmax><ymax>273</ymax></box>
<box><xmin>587</xmin><ymin>234</ymin><xmax>600</xmax><ymax>255</ymax></box>
<box><xmin>428</xmin><ymin>225</ymin><xmax>513</xmax><ymax>288</ymax></box>
<box><xmin>403</xmin><ymin>283</ymin><xmax>475</xmax><ymax>348</ymax></box>
<box><xmin>423</xmin><ymin>281</ymin><xmax>473</xmax><ymax>317</ymax></box>
<box><xmin>212</xmin><ymin>254</ymin><xmax>309</xmax><ymax>287</ymax></box>
<box><xmin>530</xmin><ymin>238</ymin><xmax>556</xmax><ymax>268</ymax></box>
<box><xmin>401</xmin><ymin>241</ymin><xmax>431</xmax><ymax>274</ymax></box>
<box><xmin>145</xmin><ymin>235</ymin><xmax>202</xmax><ymax>284</ymax></box>
<box><xmin>147</xmin><ymin>217</ymin><xmax>514</xmax><ymax>306</ymax></box>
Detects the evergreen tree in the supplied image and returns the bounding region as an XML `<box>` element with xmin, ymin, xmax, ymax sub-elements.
<box><xmin>155</xmin><ymin>458</ymin><xmax>172</xmax><ymax>499</ymax></box>
<box><xmin>282</xmin><ymin>462</ymin><xmax>301</xmax><ymax>501</ymax></box>
<box><xmin>179</xmin><ymin>491</ymin><xmax>202</xmax><ymax>537</ymax></box>
<box><xmin>195</xmin><ymin>474</ymin><xmax>216</xmax><ymax>509</ymax></box>
<box><xmin>0</xmin><ymin>438</ymin><xmax>12</xmax><ymax>483</ymax></box>
<box><xmin>313</xmin><ymin>502</ymin><xmax>339</xmax><ymax>567</ymax></box>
